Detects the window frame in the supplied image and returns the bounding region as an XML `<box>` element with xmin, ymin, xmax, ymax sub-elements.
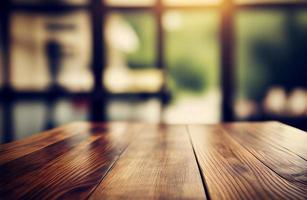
<box><xmin>1</xmin><ymin>0</ymin><xmax>307</xmax><ymax>122</ymax></box>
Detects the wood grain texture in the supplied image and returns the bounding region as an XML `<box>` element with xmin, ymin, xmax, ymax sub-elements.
<box><xmin>188</xmin><ymin>124</ymin><xmax>307</xmax><ymax>200</ymax></box>
<box><xmin>90</xmin><ymin>125</ymin><xmax>206</xmax><ymax>200</ymax></box>
<box><xmin>242</xmin><ymin>122</ymin><xmax>307</xmax><ymax>160</ymax></box>
<box><xmin>0</xmin><ymin>122</ymin><xmax>91</xmax><ymax>165</ymax></box>
<box><xmin>0</xmin><ymin>122</ymin><xmax>143</xmax><ymax>200</ymax></box>
<box><xmin>223</xmin><ymin>122</ymin><xmax>307</xmax><ymax>188</ymax></box>
<box><xmin>1</xmin><ymin>122</ymin><xmax>307</xmax><ymax>200</ymax></box>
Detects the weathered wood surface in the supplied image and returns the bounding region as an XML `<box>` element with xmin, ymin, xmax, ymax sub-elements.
<box><xmin>0</xmin><ymin>121</ymin><xmax>306</xmax><ymax>200</ymax></box>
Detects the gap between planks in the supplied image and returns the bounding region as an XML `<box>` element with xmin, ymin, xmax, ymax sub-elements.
<box><xmin>186</xmin><ymin>125</ymin><xmax>212</xmax><ymax>200</ymax></box>
<box><xmin>84</xmin><ymin>124</ymin><xmax>147</xmax><ymax>200</ymax></box>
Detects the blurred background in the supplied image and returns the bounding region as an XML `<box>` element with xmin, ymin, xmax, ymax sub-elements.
<box><xmin>0</xmin><ymin>0</ymin><xmax>306</xmax><ymax>143</ymax></box>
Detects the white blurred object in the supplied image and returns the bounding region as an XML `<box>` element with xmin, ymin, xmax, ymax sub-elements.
<box><xmin>263</xmin><ymin>87</ymin><xmax>287</xmax><ymax>115</ymax></box>
<box><xmin>163</xmin><ymin>90</ymin><xmax>221</xmax><ymax>124</ymax></box>
<box><xmin>163</xmin><ymin>12</ymin><xmax>183</xmax><ymax>32</ymax></box>
<box><xmin>287</xmin><ymin>88</ymin><xmax>307</xmax><ymax>116</ymax></box>
<box><xmin>106</xmin><ymin>0</ymin><xmax>155</xmax><ymax>6</ymax></box>
<box><xmin>104</xmin><ymin>68</ymin><xmax>163</xmax><ymax>93</ymax></box>
<box><xmin>107</xmin><ymin>98</ymin><xmax>161</xmax><ymax>122</ymax></box>
<box><xmin>164</xmin><ymin>0</ymin><xmax>221</xmax><ymax>5</ymax></box>
<box><xmin>104</xmin><ymin>13</ymin><xmax>163</xmax><ymax>93</ymax></box>
<box><xmin>105</xmin><ymin>14</ymin><xmax>139</xmax><ymax>53</ymax></box>
<box><xmin>235</xmin><ymin>99</ymin><xmax>258</xmax><ymax>119</ymax></box>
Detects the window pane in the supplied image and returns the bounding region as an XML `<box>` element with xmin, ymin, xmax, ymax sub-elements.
<box><xmin>105</xmin><ymin>0</ymin><xmax>156</xmax><ymax>6</ymax></box>
<box><xmin>13</xmin><ymin>100</ymin><xmax>48</xmax><ymax>140</ymax></box>
<box><xmin>235</xmin><ymin>10</ymin><xmax>307</xmax><ymax>119</ymax></box>
<box><xmin>164</xmin><ymin>0</ymin><xmax>221</xmax><ymax>5</ymax></box>
<box><xmin>104</xmin><ymin>11</ymin><xmax>163</xmax><ymax>93</ymax></box>
<box><xmin>53</xmin><ymin>99</ymin><xmax>90</xmax><ymax>126</ymax></box>
<box><xmin>12</xmin><ymin>0</ymin><xmax>88</xmax><ymax>5</ymax></box>
<box><xmin>163</xmin><ymin>11</ymin><xmax>221</xmax><ymax>123</ymax></box>
<box><xmin>12</xmin><ymin>99</ymin><xmax>88</xmax><ymax>140</ymax></box>
<box><xmin>10</xmin><ymin>11</ymin><xmax>93</xmax><ymax>92</ymax></box>
<box><xmin>107</xmin><ymin>97</ymin><xmax>161</xmax><ymax>122</ymax></box>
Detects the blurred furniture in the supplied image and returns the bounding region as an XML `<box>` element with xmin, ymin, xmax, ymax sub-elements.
<box><xmin>1</xmin><ymin>121</ymin><xmax>306</xmax><ymax>199</ymax></box>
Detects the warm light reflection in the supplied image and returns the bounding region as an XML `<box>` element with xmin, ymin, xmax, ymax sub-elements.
<box><xmin>236</xmin><ymin>87</ymin><xmax>307</xmax><ymax>118</ymax></box>
<box><xmin>164</xmin><ymin>0</ymin><xmax>221</xmax><ymax>5</ymax></box>
<box><xmin>104</xmin><ymin>69</ymin><xmax>163</xmax><ymax>93</ymax></box>
<box><xmin>287</xmin><ymin>88</ymin><xmax>307</xmax><ymax>116</ymax></box>
<box><xmin>263</xmin><ymin>87</ymin><xmax>287</xmax><ymax>115</ymax></box>
<box><xmin>234</xmin><ymin>99</ymin><xmax>258</xmax><ymax>119</ymax></box>
<box><xmin>105</xmin><ymin>0</ymin><xmax>156</xmax><ymax>6</ymax></box>
<box><xmin>263</xmin><ymin>87</ymin><xmax>307</xmax><ymax>116</ymax></box>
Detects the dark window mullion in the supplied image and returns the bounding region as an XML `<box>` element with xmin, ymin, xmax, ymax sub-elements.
<box><xmin>221</xmin><ymin>0</ymin><xmax>235</xmax><ymax>121</ymax></box>
<box><xmin>0</xmin><ymin>0</ymin><xmax>11</xmax><ymax>91</ymax></box>
<box><xmin>155</xmin><ymin>0</ymin><xmax>169</xmax><ymax>121</ymax></box>
<box><xmin>90</xmin><ymin>0</ymin><xmax>107</xmax><ymax>121</ymax></box>
<box><xmin>236</xmin><ymin>1</ymin><xmax>307</xmax><ymax>10</ymax></box>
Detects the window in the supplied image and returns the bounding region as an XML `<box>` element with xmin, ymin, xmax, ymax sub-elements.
<box><xmin>10</xmin><ymin>11</ymin><xmax>93</xmax><ymax>92</ymax></box>
<box><xmin>0</xmin><ymin>0</ymin><xmax>307</xmax><ymax>133</ymax></box>
<box><xmin>12</xmin><ymin>99</ymin><xmax>89</xmax><ymax>140</ymax></box>
<box><xmin>164</xmin><ymin>11</ymin><xmax>221</xmax><ymax>123</ymax></box>
<box><xmin>104</xmin><ymin>11</ymin><xmax>163</xmax><ymax>93</ymax></box>
<box><xmin>107</xmin><ymin>97</ymin><xmax>161</xmax><ymax>122</ymax></box>
<box><xmin>235</xmin><ymin>10</ymin><xmax>307</xmax><ymax>119</ymax></box>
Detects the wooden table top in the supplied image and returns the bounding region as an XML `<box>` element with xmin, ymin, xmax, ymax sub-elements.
<box><xmin>0</xmin><ymin>121</ymin><xmax>306</xmax><ymax>200</ymax></box>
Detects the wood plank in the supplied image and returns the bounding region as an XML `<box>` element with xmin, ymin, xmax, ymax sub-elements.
<box><xmin>0</xmin><ymin>123</ymin><xmax>113</xmax><ymax>185</ymax></box>
<box><xmin>188</xmin><ymin>124</ymin><xmax>307</xmax><ymax>200</ymax></box>
<box><xmin>0</xmin><ymin>122</ymin><xmax>143</xmax><ymax>200</ymax></box>
<box><xmin>0</xmin><ymin>122</ymin><xmax>92</xmax><ymax>165</ymax></box>
<box><xmin>90</xmin><ymin>125</ymin><xmax>206</xmax><ymax>200</ymax></box>
<box><xmin>223</xmin><ymin>122</ymin><xmax>307</xmax><ymax>188</ymax></box>
<box><xmin>242</xmin><ymin>122</ymin><xmax>307</xmax><ymax>160</ymax></box>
